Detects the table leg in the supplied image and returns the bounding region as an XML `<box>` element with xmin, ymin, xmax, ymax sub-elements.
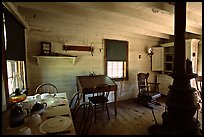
<box><xmin>83</xmin><ymin>93</ymin><xmax>85</xmax><ymax>102</ymax></box>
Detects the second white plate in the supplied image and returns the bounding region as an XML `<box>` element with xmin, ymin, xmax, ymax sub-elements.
<box><xmin>39</xmin><ymin>116</ymin><xmax>72</xmax><ymax>134</ymax></box>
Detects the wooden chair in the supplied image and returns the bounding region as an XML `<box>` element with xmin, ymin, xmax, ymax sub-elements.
<box><xmin>72</xmin><ymin>102</ymin><xmax>94</xmax><ymax>135</ymax></box>
<box><xmin>69</xmin><ymin>91</ymin><xmax>82</xmax><ymax>116</ymax></box>
<box><xmin>88</xmin><ymin>84</ymin><xmax>111</xmax><ymax>122</ymax></box>
<box><xmin>137</xmin><ymin>73</ymin><xmax>161</xmax><ymax>108</ymax></box>
<box><xmin>35</xmin><ymin>83</ymin><xmax>58</xmax><ymax>94</ymax></box>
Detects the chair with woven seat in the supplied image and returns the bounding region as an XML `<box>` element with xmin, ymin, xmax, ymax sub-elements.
<box><xmin>72</xmin><ymin>102</ymin><xmax>94</xmax><ymax>135</ymax></box>
<box><xmin>137</xmin><ymin>73</ymin><xmax>161</xmax><ymax>108</ymax></box>
<box><xmin>88</xmin><ymin>84</ymin><xmax>111</xmax><ymax>123</ymax></box>
<box><xmin>69</xmin><ymin>91</ymin><xmax>82</xmax><ymax>116</ymax></box>
<box><xmin>35</xmin><ymin>83</ymin><xmax>58</xmax><ymax>94</ymax></box>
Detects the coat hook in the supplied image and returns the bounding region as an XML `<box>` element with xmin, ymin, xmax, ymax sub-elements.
<box><xmin>90</xmin><ymin>42</ymin><xmax>94</xmax><ymax>56</ymax></box>
<box><xmin>63</xmin><ymin>45</ymin><xmax>67</xmax><ymax>51</ymax></box>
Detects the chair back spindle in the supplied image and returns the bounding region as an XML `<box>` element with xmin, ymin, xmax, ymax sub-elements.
<box><xmin>35</xmin><ymin>83</ymin><xmax>58</xmax><ymax>94</ymax></box>
<box><xmin>73</xmin><ymin>102</ymin><xmax>94</xmax><ymax>135</ymax></box>
<box><xmin>69</xmin><ymin>91</ymin><xmax>82</xmax><ymax>116</ymax></box>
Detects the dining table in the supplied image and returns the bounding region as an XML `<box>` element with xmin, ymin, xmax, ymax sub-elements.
<box><xmin>2</xmin><ymin>92</ymin><xmax>76</xmax><ymax>135</ymax></box>
<box><xmin>76</xmin><ymin>75</ymin><xmax>118</xmax><ymax>116</ymax></box>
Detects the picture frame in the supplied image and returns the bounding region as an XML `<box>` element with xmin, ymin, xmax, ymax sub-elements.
<box><xmin>41</xmin><ymin>42</ymin><xmax>51</xmax><ymax>55</ymax></box>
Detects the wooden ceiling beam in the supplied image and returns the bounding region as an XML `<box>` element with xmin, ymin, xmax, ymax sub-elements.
<box><xmin>13</xmin><ymin>2</ymin><xmax>201</xmax><ymax>38</ymax></box>
<box><xmin>16</xmin><ymin>3</ymin><xmax>170</xmax><ymax>39</ymax></box>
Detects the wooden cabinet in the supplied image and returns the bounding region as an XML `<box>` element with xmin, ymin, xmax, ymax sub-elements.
<box><xmin>160</xmin><ymin>39</ymin><xmax>200</xmax><ymax>74</ymax></box>
<box><xmin>163</xmin><ymin>46</ymin><xmax>174</xmax><ymax>74</ymax></box>
<box><xmin>160</xmin><ymin>42</ymin><xmax>174</xmax><ymax>74</ymax></box>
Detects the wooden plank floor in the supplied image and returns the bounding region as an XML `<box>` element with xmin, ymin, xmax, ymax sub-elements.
<box><xmin>88</xmin><ymin>96</ymin><xmax>202</xmax><ymax>135</ymax></box>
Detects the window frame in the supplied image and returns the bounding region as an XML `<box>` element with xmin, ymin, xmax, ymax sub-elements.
<box><xmin>6</xmin><ymin>60</ymin><xmax>26</xmax><ymax>95</ymax></box>
<box><xmin>104</xmin><ymin>39</ymin><xmax>129</xmax><ymax>81</ymax></box>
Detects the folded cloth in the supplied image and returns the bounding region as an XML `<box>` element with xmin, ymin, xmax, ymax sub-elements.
<box><xmin>42</xmin><ymin>97</ymin><xmax>68</xmax><ymax>107</ymax></box>
<box><xmin>41</xmin><ymin>105</ymin><xmax>70</xmax><ymax>119</ymax></box>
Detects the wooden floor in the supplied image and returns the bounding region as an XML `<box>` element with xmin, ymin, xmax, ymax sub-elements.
<box><xmin>88</xmin><ymin>96</ymin><xmax>202</xmax><ymax>135</ymax></box>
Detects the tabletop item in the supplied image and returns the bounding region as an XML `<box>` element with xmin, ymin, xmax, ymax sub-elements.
<box><xmin>41</xmin><ymin>96</ymin><xmax>67</xmax><ymax>107</ymax></box>
<box><xmin>28</xmin><ymin>113</ymin><xmax>42</xmax><ymax>126</ymax></box>
<box><xmin>18</xmin><ymin>127</ymin><xmax>32</xmax><ymax>135</ymax></box>
<box><xmin>9</xmin><ymin>88</ymin><xmax>27</xmax><ymax>104</ymax></box>
<box><xmin>40</xmin><ymin>93</ymin><xmax>54</xmax><ymax>100</ymax></box>
<box><xmin>9</xmin><ymin>103</ymin><xmax>25</xmax><ymax>128</ymax></box>
<box><xmin>39</xmin><ymin>116</ymin><xmax>72</xmax><ymax>134</ymax></box>
<box><xmin>34</xmin><ymin>94</ymin><xmax>41</xmax><ymax>102</ymax></box>
<box><xmin>21</xmin><ymin>96</ymin><xmax>36</xmax><ymax>111</ymax></box>
<box><xmin>31</xmin><ymin>102</ymin><xmax>47</xmax><ymax>114</ymax></box>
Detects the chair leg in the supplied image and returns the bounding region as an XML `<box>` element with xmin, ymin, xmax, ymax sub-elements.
<box><xmin>105</xmin><ymin>103</ymin><xmax>110</xmax><ymax>120</ymax></box>
<box><xmin>154</xmin><ymin>102</ymin><xmax>161</xmax><ymax>106</ymax></box>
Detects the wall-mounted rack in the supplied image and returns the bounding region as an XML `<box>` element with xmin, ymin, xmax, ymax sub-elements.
<box><xmin>63</xmin><ymin>45</ymin><xmax>94</xmax><ymax>56</ymax></box>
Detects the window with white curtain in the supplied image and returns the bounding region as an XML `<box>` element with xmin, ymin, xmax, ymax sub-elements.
<box><xmin>7</xmin><ymin>60</ymin><xmax>26</xmax><ymax>95</ymax></box>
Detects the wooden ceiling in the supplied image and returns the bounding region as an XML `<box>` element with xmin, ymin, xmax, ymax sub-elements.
<box><xmin>11</xmin><ymin>2</ymin><xmax>202</xmax><ymax>40</ymax></box>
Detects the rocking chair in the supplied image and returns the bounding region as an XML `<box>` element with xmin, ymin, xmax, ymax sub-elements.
<box><xmin>137</xmin><ymin>73</ymin><xmax>161</xmax><ymax>108</ymax></box>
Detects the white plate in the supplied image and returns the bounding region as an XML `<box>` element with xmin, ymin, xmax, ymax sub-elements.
<box><xmin>41</xmin><ymin>93</ymin><xmax>53</xmax><ymax>100</ymax></box>
<box><xmin>39</xmin><ymin>116</ymin><xmax>72</xmax><ymax>134</ymax></box>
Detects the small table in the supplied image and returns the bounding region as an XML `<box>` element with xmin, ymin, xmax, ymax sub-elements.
<box><xmin>2</xmin><ymin>93</ymin><xmax>76</xmax><ymax>135</ymax></box>
<box><xmin>76</xmin><ymin>75</ymin><xmax>118</xmax><ymax>116</ymax></box>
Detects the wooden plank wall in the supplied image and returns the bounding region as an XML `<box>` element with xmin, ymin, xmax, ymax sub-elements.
<box><xmin>22</xmin><ymin>6</ymin><xmax>161</xmax><ymax>102</ymax></box>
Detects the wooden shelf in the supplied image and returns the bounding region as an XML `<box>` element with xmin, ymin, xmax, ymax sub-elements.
<box><xmin>164</xmin><ymin>53</ymin><xmax>174</xmax><ymax>54</ymax></box>
<box><xmin>33</xmin><ymin>55</ymin><xmax>78</xmax><ymax>65</ymax></box>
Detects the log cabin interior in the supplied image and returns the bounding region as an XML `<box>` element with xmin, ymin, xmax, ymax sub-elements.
<box><xmin>2</xmin><ymin>2</ymin><xmax>202</xmax><ymax>135</ymax></box>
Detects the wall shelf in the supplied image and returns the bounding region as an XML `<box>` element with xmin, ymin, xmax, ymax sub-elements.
<box><xmin>33</xmin><ymin>55</ymin><xmax>78</xmax><ymax>65</ymax></box>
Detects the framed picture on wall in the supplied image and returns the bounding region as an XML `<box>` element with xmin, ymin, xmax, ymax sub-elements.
<box><xmin>41</xmin><ymin>42</ymin><xmax>51</xmax><ymax>55</ymax></box>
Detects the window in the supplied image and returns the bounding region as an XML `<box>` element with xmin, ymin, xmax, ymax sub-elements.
<box><xmin>104</xmin><ymin>39</ymin><xmax>128</xmax><ymax>81</ymax></box>
<box><xmin>2</xmin><ymin>7</ymin><xmax>26</xmax><ymax>97</ymax></box>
